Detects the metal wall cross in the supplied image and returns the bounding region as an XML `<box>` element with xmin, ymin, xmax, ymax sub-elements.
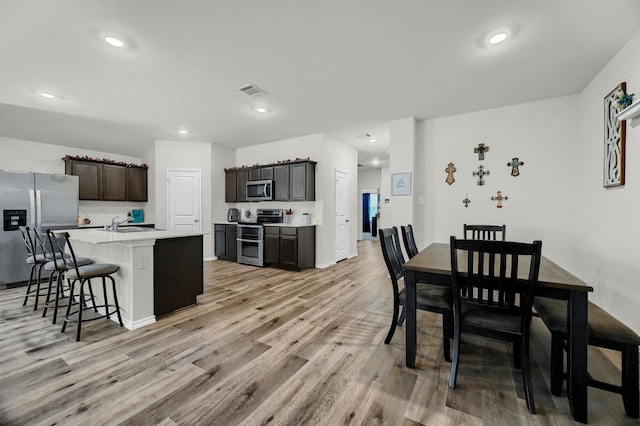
<box><xmin>474</xmin><ymin>143</ymin><xmax>489</xmax><ymax>160</ymax></box>
<box><xmin>463</xmin><ymin>194</ymin><xmax>471</xmax><ymax>208</ymax></box>
<box><xmin>507</xmin><ymin>157</ymin><xmax>524</xmax><ymax>176</ymax></box>
<box><xmin>491</xmin><ymin>190</ymin><xmax>509</xmax><ymax>208</ymax></box>
<box><xmin>472</xmin><ymin>165</ymin><xmax>490</xmax><ymax>186</ymax></box>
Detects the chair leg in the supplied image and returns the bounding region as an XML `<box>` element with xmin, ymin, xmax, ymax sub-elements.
<box><xmin>87</xmin><ymin>280</ymin><xmax>98</xmax><ymax>312</ymax></box>
<box><xmin>109</xmin><ymin>276</ymin><xmax>124</xmax><ymax>327</ymax></box>
<box><xmin>102</xmin><ymin>277</ymin><xmax>109</xmax><ymax>319</ymax></box>
<box><xmin>449</xmin><ymin>310</ymin><xmax>461</xmax><ymax>388</ymax></box>
<box><xmin>61</xmin><ymin>279</ymin><xmax>76</xmax><ymax>333</ymax></box>
<box><xmin>42</xmin><ymin>271</ymin><xmax>56</xmax><ymax>318</ymax></box>
<box><xmin>384</xmin><ymin>296</ymin><xmax>400</xmax><ymax>344</ymax></box>
<box><xmin>32</xmin><ymin>263</ymin><xmax>45</xmax><ymax>311</ymax></box>
<box><xmin>549</xmin><ymin>333</ymin><xmax>564</xmax><ymax>396</ymax></box>
<box><xmin>622</xmin><ymin>343</ymin><xmax>639</xmax><ymax>418</ymax></box>
<box><xmin>442</xmin><ymin>311</ymin><xmax>451</xmax><ymax>362</ymax></box>
<box><xmin>76</xmin><ymin>280</ymin><xmax>85</xmax><ymax>341</ymax></box>
<box><xmin>398</xmin><ymin>306</ymin><xmax>406</xmax><ymax>326</ymax></box>
<box><xmin>521</xmin><ymin>335</ymin><xmax>536</xmax><ymax>414</ymax></box>
<box><xmin>513</xmin><ymin>339</ymin><xmax>521</xmax><ymax>369</ymax></box>
<box><xmin>51</xmin><ymin>273</ymin><xmax>65</xmax><ymax>325</ymax></box>
<box><xmin>23</xmin><ymin>264</ymin><xmax>36</xmax><ymax>306</ymax></box>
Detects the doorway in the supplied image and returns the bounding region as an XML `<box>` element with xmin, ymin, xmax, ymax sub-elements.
<box><xmin>167</xmin><ymin>169</ymin><xmax>201</xmax><ymax>231</ymax></box>
<box><xmin>362</xmin><ymin>191</ymin><xmax>380</xmax><ymax>240</ymax></box>
<box><xmin>335</xmin><ymin>169</ymin><xmax>349</xmax><ymax>262</ymax></box>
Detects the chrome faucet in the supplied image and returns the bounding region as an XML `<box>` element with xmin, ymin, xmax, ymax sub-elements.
<box><xmin>107</xmin><ymin>216</ymin><xmax>131</xmax><ymax>231</ymax></box>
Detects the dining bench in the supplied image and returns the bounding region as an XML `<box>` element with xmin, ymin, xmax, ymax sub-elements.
<box><xmin>534</xmin><ymin>297</ymin><xmax>640</xmax><ymax>418</ymax></box>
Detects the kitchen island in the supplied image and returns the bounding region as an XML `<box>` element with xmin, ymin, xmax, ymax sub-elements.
<box><xmin>65</xmin><ymin>228</ymin><xmax>203</xmax><ymax>330</ymax></box>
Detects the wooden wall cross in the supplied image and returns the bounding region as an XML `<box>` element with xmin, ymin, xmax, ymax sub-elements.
<box><xmin>472</xmin><ymin>165</ymin><xmax>490</xmax><ymax>186</ymax></box>
<box><xmin>491</xmin><ymin>190</ymin><xmax>509</xmax><ymax>208</ymax></box>
<box><xmin>474</xmin><ymin>143</ymin><xmax>489</xmax><ymax>160</ymax></box>
<box><xmin>445</xmin><ymin>162</ymin><xmax>456</xmax><ymax>185</ymax></box>
<box><xmin>507</xmin><ymin>157</ymin><xmax>524</xmax><ymax>176</ymax></box>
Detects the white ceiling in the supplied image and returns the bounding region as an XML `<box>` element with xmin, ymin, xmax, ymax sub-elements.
<box><xmin>1</xmin><ymin>0</ymin><xmax>639</xmax><ymax>170</ymax></box>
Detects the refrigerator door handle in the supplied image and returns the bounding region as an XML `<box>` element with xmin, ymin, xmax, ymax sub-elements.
<box><xmin>35</xmin><ymin>189</ymin><xmax>42</xmax><ymax>229</ymax></box>
<box><xmin>29</xmin><ymin>189</ymin><xmax>37</xmax><ymax>229</ymax></box>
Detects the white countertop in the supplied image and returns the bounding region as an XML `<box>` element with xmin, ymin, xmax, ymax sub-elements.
<box><xmin>65</xmin><ymin>228</ymin><xmax>204</xmax><ymax>245</ymax></box>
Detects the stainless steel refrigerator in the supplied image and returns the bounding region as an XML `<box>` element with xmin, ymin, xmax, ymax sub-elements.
<box><xmin>0</xmin><ymin>170</ymin><xmax>79</xmax><ymax>288</ymax></box>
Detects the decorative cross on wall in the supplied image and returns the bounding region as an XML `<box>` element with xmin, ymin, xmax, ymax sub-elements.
<box><xmin>445</xmin><ymin>162</ymin><xmax>456</xmax><ymax>185</ymax></box>
<box><xmin>491</xmin><ymin>190</ymin><xmax>509</xmax><ymax>208</ymax></box>
<box><xmin>472</xmin><ymin>165</ymin><xmax>490</xmax><ymax>186</ymax></box>
<box><xmin>474</xmin><ymin>143</ymin><xmax>489</xmax><ymax>160</ymax></box>
<box><xmin>507</xmin><ymin>157</ymin><xmax>524</xmax><ymax>177</ymax></box>
<box><xmin>463</xmin><ymin>194</ymin><xmax>471</xmax><ymax>208</ymax></box>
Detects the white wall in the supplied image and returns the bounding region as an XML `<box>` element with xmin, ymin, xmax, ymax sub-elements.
<box><xmin>211</xmin><ymin>143</ymin><xmax>236</xmax><ymax>224</ymax></box>
<box><xmin>386</xmin><ymin>117</ymin><xmax>416</xmax><ymax>231</ymax></box>
<box><xmin>234</xmin><ymin>133</ymin><xmax>358</xmax><ymax>267</ymax></box>
<box><xmin>0</xmin><ymin>136</ymin><xmax>148</xmax><ymax>225</ymax></box>
<box><xmin>413</xmin><ymin>29</ymin><xmax>640</xmax><ymax>335</ymax></box>
<box><xmin>416</xmin><ymin>96</ymin><xmax>581</xmax><ymax>272</ymax></box>
<box><xmin>146</xmin><ymin>139</ymin><xmax>213</xmax><ymax>260</ymax></box>
<box><xmin>574</xmin><ymin>29</ymin><xmax>640</xmax><ymax>334</ymax></box>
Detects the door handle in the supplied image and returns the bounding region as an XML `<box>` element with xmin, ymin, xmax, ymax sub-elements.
<box><xmin>345</xmin><ymin>219</ymin><xmax>350</xmax><ymax>222</ymax></box>
<box><xmin>194</xmin><ymin>219</ymin><xmax>199</xmax><ymax>222</ymax></box>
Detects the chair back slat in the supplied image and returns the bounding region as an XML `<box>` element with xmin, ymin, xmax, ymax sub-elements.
<box><xmin>379</xmin><ymin>228</ymin><xmax>403</xmax><ymax>282</ymax></box>
<box><xmin>401</xmin><ymin>225</ymin><xmax>419</xmax><ymax>259</ymax></box>
<box><xmin>19</xmin><ymin>226</ymin><xmax>37</xmax><ymax>257</ymax></box>
<box><xmin>450</xmin><ymin>237</ymin><xmax>542</xmax><ymax>314</ymax></box>
<box><xmin>463</xmin><ymin>224</ymin><xmax>506</xmax><ymax>241</ymax></box>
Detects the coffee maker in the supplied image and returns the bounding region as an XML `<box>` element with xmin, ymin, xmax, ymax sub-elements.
<box><xmin>227</xmin><ymin>208</ymin><xmax>239</xmax><ymax>222</ymax></box>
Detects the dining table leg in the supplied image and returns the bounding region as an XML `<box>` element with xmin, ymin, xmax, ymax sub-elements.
<box><xmin>405</xmin><ymin>269</ymin><xmax>417</xmax><ymax>368</ymax></box>
<box><xmin>567</xmin><ymin>290</ymin><xmax>588</xmax><ymax>423</ymax></box>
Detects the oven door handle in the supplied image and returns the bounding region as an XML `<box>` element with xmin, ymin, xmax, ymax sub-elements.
<box><xmin>236</xmin><ymin>238</ymin><xmax>263</xmax><ymax>243</ymax></box>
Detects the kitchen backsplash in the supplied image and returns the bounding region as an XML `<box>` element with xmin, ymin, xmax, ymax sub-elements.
<box><xmin>79</xmin><ymin>201</ymin><xmax>149</xmax><ymax>226</ymax></box>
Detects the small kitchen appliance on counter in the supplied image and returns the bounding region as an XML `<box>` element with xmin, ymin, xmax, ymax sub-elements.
<box><xmin>227</xmin><ymin>208</ymin><xmax>239</xmax><ymax>222</ymax></box>
<box><xmin>131</xmin><ymin>209</ymin><xmax>144</xmax><ymax>223</ymax></box>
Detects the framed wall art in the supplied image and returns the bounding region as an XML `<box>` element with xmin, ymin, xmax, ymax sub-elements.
<box><xmin>391</xmin><ymin>172</ymin><xmax>411</xmax><ymax>195</ymax></box>
<box><xmin>604</xmin><ymin>82</ymin><xmax>626</xmax><ymax>187</ymax></box>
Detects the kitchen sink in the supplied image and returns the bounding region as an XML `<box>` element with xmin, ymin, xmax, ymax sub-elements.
<box><xmin>104</xmin><ymin>227</ymin><xmax>154</xmax><ymax>233</ymax></box>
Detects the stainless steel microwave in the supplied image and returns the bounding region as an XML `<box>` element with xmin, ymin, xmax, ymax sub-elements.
<box><xmin>246</xmin><ymin>180</ymin><xmax>273</xmax><ymax>201</ymax></box>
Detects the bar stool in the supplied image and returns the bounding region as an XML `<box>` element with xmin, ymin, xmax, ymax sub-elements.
<box><xmin>19</xmin><ymin>226</ymin><xmax>48</xmax><ymax>310</ymax></box>
<box><xmin>41</xmin><ymin>229</ymin><xmax>94</xmax><ymax>324</ymax></box>
<box><xmin>54</xmin><ymin>231</ymin><xmax>124</xmax><ymax>341</ymax></box>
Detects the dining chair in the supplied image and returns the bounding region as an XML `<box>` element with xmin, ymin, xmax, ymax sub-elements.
<box><xmin>401</xmin><ymin>224</ymin><xmax>419</xmax><ymax>259</ymax></box>
<box><xmin>379</xmin><ymin>228</ymin><xmax>452</xmax><ymax>361</ymax></box>
<box><xmin>463</xmin><ymin>224</ymin><xmax>506</xmax><ymax>241</ymax></box>
<box><xmin>448</xmin><ymin>236</ymin><xmax>542</xmax><ymax>414</ymax></box>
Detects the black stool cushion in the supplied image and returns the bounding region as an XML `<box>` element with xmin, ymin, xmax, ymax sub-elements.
<box><xmin>66</xmin><ymin>263</ymin><xmax>119</xmax><ymax>280</ymax></box>
<box><xmin>534</xmin><ymin>297</ymin><xmax>640</xmax><ymax>345</ymax></box>
<box><xmin>44</xmin><ymin>257</ymin><xmax>94</xmax><ymax>271</ymax></box>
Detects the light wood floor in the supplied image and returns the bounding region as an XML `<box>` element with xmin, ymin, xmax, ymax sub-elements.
<box><xmin>0</xmin><ymin>240</ymin><xmax>636</xmax><ymax>425</ymax></box>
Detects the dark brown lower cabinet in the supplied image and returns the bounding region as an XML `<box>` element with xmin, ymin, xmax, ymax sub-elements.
<box><xmin>214</xmin><ymin>224</ymin><xmax>237</xmax><ymax>261</ymax></box>
<box><xmin>263</xmin><ymin>226</ymin><xmax>315</xmax><ymax>271</ymax></box>
<box><xmin>153</xmin><ymin>235</ymin><xmax>203</xmax><ymax>316</ymax></box>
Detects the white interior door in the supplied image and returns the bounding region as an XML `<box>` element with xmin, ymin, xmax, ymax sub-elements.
<box><xmin>335</xmin><ymin>169</ymin><xmax>349</xmax><ymax>262</ymax></box>
<box><xmin>168</xmin><ymin>169</ymin><xmax>201</xmax><ymax>231</ymax></box>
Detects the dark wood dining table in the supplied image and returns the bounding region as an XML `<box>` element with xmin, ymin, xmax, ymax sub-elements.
<box><xmin>403</xmin><ymin>243</ymin><xmax>593</xmax><ymax>423</ymax></box>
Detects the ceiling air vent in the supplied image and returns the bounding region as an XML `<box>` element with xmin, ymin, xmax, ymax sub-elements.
<box><xmin>357</xmin><ymin>133</ymin><xmax>372</xmax><ymax>139</ymax></box>
<box><xmin>237</xmin><ymin>84</ymin><xmax>268</xmax><ymax>97</ymax></box>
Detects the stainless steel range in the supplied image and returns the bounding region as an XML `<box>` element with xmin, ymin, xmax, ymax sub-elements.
<box><xmin>236</xmin><ymin>209</ymin><xmax>283</xmax><ymax>266</ymax></box>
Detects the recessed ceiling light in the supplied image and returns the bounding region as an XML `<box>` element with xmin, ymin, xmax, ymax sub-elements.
<box><xmin>104</xmin><ymin>36</ymin><xmax>125</xmax><ymax>48</ymax></box>
<box><xmin>372</xmin><ymin>158</ymin><xmax>379</xmax><ymax>165</ymax></box>
<box><xmin>488</xmin><ymin>33</ymin><xmax>508</xmax><ymax>44</ymax></box>
<box><xmin>369</xmin><ymin>139</ymin><xmax>376</xmax><ymax>143</ymax></box>
<box><xmin>254</xmin><ymin>106</ymin><xmax>270</xmax><ymax>113</ymax></box>
<box><xmin>40</xmin><ymin>92</ymin><xmax>56</xmax><ymax>99</ymax></box>
<box><xmin>178</xmin><ymin>129</ymin><xmax>190</xmax><ymax>135</ymax></box>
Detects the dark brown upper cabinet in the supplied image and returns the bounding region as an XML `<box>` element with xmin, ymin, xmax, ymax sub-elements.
<box><xmin>64</xmin><ymin>159</ymin><xmax>148</xmax><ymax>202</ymax></box>
<box><xmin>128</xmin><ymin>166</ymin><xmax>148</xmax><ymax>202</ymax></box>
<box><xmin>224</xmin><ymin>160</ymin><xmax>316</xmax><ymax>203</ymax></box>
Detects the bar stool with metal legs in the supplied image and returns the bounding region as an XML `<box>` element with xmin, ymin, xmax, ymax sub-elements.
<box><xmin>41</xmin><ymin>229</ymin><xmax>94</xmax><ymax>324</ymax></box>
<box><xmin>19</xmin><ymin>226</ymin><xmax>48</xmax><ymax>310</ymax></box>
<box><xmin>54</xmin><ymin>231</ymin><xmax>124</xmax><ymax>341</ymax></box>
